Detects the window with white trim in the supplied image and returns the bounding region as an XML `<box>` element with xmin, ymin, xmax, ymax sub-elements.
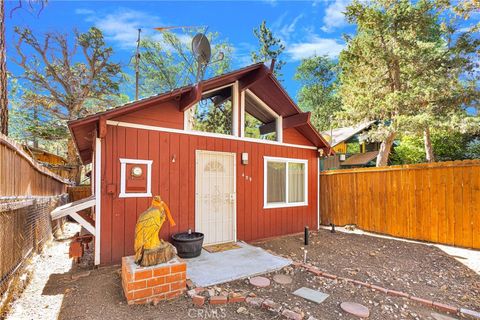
<box><xmin>264</xmin><ymin>157</ymin><xmax>308</xmax><ymax>208</ymax></box>
<box><xmin>119</xmin><ymin>158</ymin><xmax>153</xmax><ymax>198</ymax></box>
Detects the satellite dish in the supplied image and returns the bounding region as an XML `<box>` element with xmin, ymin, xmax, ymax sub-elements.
<box><xmin>192</xmin><ymin>33</ymin><xmax>211</xmax><ymax>65</ymax></box>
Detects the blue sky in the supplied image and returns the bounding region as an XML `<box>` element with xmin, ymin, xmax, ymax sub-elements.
<box><xmin>5</xmin><ymin>0</ymin><xmax>354</xmax><ymax>101</ymax></box>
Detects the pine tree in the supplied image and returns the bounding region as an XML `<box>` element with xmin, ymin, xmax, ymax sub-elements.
<box><xmin>13</xmin><ymin>27</ymin><xmax>121</xmax><ymax>182</ymax></box>
<box><xmin>294</xmin><ymin>55</ymin><xmax>342</xmax><ymax>131</ymax></box>
<box><xmin>339</xmin><ymin>0</ymin><xmax>479</xmax><ymax>166</ymax></box>
<box><xmin>251</xmin><ymin>20</ymin><xmax>285</xmax><ymax>79</ymax></box>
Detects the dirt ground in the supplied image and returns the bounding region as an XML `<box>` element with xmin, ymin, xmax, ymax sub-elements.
<box><xmin>6</xmin><ymin>226</ymin><xmax>480</xmax><ymax>320</ymax></box>
<box><xmin>251</xmin><ymin>229</ymin><xmax>480</xmax><ymax>319</ymax></box>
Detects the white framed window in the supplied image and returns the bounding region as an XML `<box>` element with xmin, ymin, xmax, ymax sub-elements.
<box><xmin>263</xmin><ymin>156</ymin><xmax>308</xmax><ymax>208</ymax></box>
<box><xmin>119</xmin><ymin>158</ymin><xmax>153</xmax><ymax>198</ymax></box>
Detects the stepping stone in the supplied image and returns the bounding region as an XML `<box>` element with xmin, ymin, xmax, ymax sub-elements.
<box><xmin>293</xmin><ymin>287</ymin><xmax>329</xmax><ymax>304</ymax></box>
<box><xmin>340</xmin><ymin>302</ymin><xmax>370</xmax><ymax>318</ymax></box>
<box><xmin>273</xmin><ymin>274</ymin><xmax>293</xmax><ymax>285</ymax></box>
<box><xmin>249</xmin><ymin>276</ymin><xmax>270</xmax><ymax>287</ymax></box>
<box><xmin>431</xmin><ymin>312</ymin><xmax>458</xmax><ymax>320</ymax></box>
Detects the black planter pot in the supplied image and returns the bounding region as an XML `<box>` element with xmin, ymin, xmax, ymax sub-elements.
<box><xmin>171</xmin><ymin>231</ymin><xmax>204</xmax><ymax>258</ymax></box>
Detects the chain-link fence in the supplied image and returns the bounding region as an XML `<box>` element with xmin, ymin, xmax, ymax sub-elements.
<box><xmin>0</xmin><ymin>195</ymin><xmax>68</xmax><ymax>309</ymax></box>
<box><xmin>0</xmin><ymin>133</ymin><xmax>71</xmax><ymax>316</ymax></box>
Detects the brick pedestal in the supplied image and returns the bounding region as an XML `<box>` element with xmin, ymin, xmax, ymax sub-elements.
<box><xmin>121</xmin><ymin>255</ymin><xmax>187</xmax><ymax>305</ymax></box>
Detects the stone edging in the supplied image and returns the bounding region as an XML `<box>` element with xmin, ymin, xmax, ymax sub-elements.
<box><xmin>185</xmin><ymin>280</ymin><xmax>306</xmax><ymax>320</ymax></box>
<box><xmin>184</xmin><ymin>261</ymin><xmax>480</xmax><ymax>320</ymax></box>
<box><xmin>294</xmin><ymin>261</ymin><xmax>480</xmax><ymax>319</ymax></box>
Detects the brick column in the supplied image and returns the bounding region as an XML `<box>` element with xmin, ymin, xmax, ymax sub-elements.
<box><xmin>122</xmin><ymin>256</ymin><xmax>186</xmax><ymax>304</ymax></box>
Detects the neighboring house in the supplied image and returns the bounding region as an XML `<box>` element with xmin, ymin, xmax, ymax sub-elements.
<box><xmin>23</xmin><ymin>145</ymin><xmax>74</xmax><ymax>179</ymax></box>
<box><xmin>57</xmin><ymin>63</ymin><xmax>331</xmax><ymax>265</ymax></box>
<box><xmin>321</xmin><ymin>121</ymin><xmax>378</xmax><ymax>170</ymax></box>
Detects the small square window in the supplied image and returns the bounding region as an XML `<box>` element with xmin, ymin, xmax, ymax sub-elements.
<box><xmin>119</xmin><ymin>159</ymin><xmax>152</xmax><ymax>198</ymax></box>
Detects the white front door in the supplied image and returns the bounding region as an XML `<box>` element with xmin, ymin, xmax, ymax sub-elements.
<box><xmin>195</xmin><ymin>150</ymin><xmax>236</xmax><ymax>245</ymax></box>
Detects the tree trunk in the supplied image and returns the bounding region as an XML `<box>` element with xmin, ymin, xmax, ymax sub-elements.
<box><xmin>67</xmin><ymin>137</ymin><xmax>81</xmax><ymax>184</ymax></box>
<box><xmin>423</xmin><ymin>126</ymin><xmax>435</xmax><ymax>163</ymax></box>
<box><xmin>33</xmin><ymin>106</ymin><xmax>39</xmax><ymax>148</ymax></box>
<box><xmin>376</xmin><ymin>131</ymin><xmax>396</xmax><ymax>167</ymax></box>
<box><xmin>0</xmin><ymin>0</ymin><xmax>8</xmax><ymax>135</ymax></box>
<box><xmin>184</xmin><ymin>107</ymin><xmax>195</xmax><ymax>131</ymax></box>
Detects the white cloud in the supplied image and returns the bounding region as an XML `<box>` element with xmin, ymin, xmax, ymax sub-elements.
<box><xmin>279</xmin><ymin>14</ymin><xmax>304</xmax><ymax>41</ymax></box>
<box><xmin>262</xmin><ymin>0</ymin><xmax>278</xmax><ymax>7</ymax></box>
<box><xmin>457</xmin><ymin>26</ymin><xmax>474</xmax><ymax>33</ymax></box>
<box><xmin>268</xmin><ymin>12</ymin><xmax>345</xmax><ymax>62</ymax></box>
<box><xmin>286</xmin><ymin>35</ymin><xmax>345</xmax><ymax>60</ymax></box>
<box><xmin>321</xmin><ymin>0</ymin><xmax>350</xmax><ymax>32</ymax></box>
<box><xmin>76</xmin><ymin>8</ymin><xmax>168</xmax><ymax>49</ymax></box>
<box><xmin>271</xmin><ymin>13</ymin><xmax>304</xmax><ymax>43</ymax></box>
<box><xmin>233</xmin><ymin>42</ymin><xmax>256</xmax><ymax>67</ymax></box>
<box><xmin>75</xmin><ymin>8</ymin><xmax>95</xmax><ymax>15</ymax></box>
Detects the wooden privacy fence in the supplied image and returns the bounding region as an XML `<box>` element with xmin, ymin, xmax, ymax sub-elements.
<box><xmin>0</xmin><ymin>134</ymin><xmax>69</xmax><ymax>196</ymax></box>
<box><xmin>68</xmin><ymin>185</ymin><xmax>92</xmax><ymax>202</ymax></box>
<box><xmin>320</xmin><ymin>160</ymin><xmax>480</xmax><ymax>250</ymax></box>
<box><xmin>0</xmin><ymin>133</ymin><xmax>70</xmax><ymax>305</ymax></box>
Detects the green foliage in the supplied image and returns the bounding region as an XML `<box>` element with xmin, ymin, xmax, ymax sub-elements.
<box><xmin>138</xmin><ymin>36</ymin><xmax>181</xmax><ymax>94</ymax></box>
<box><xmin>138</xmin><ymin>30</ymin><xmax>233</xmax><ymax>97</ymax></box>
<box><xmin>8</xmin><ymin>77</ymin><xmax>68</xmax><ymax>155</ymax></box>
<box><xmin>243</xmin><ymin>112</ymin><xmax>276</xmax><ymax>141</ymax></box>
<box><xmin>8</xmin><ymin>77</ymin><xmax>65</xmax><ymax>137</ymax></box>
<box><xmin>13</xmin><ymin>26</ymin><xmax>122</xmax><ymax>120</ymax></box>
<box><xmin>391</xmin><ymin>135</ymin><xmax>429</xmax><ymax>164</ymax></box>
<box><xmin>392</xmin><ymin>131</ymin><xmax>480</xmax><ymax>164</ymax></box>
<box><xmin>193</xmin><ymin>98</ymin><xmax>232</xmax><ymax>135</ymax></box>
<box><xmin>339</xmin><ymin>0</ymin><xmax>479</xmax><ymax>165</ymax></box>
<box><xmin>453</xmin><ymin>0</ymin><xmax>480</xmax><ymax>32</ymax></box>
<box><xmin>294</xmin><ymin>55</ymin><xmax>342</xmax><ymax>131</ymax></box>
<box><xmin>138</xmin><ymin>30</ymin><xmax>234</xmax><ymax>134</ymax></box>
<box><xmin>251</xmin><ymin>20</ymin><xmax>285</xmax><ymax>79</ymax></box>
<box><xmin>465</xmin><ymin>138</ymin><xmax>480</xmax><ymax>159</ymax></box>
<box><xmin>12</xmin><ymin>26</ymin><xmax>122</xmax><ymax>181</ymax></box>
<box><xmin>346</xmin><ymin>142</ymin><xmax>360</xmax><ymax>154</ymax></box>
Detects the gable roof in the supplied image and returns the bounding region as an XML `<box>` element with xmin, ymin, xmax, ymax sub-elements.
<box><xmin>321</xmin><ymin>121</ymin><xmax>376</xmax><ymax>147</ymax></box>
<box><xmin>69</xmin><ymin>63</ymin><xmax>331</xmax><ymax>164</ymax></box>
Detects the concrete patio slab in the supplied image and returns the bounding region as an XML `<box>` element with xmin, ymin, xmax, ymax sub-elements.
<box><xmin>185</xmin><ymin>242</ymin><xmax>291</xmax><ymax>287</ymax></box>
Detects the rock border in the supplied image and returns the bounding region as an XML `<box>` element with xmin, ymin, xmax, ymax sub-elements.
<box><xmin>185</xmin><ymin>281</ymin><xmax>306</xmax><ymax>319</ymax></box>
<box><xmin>184</xmin><ymin>260</ymin><xmax>480</xmax><ymax>320</ymax></box>
<box><xmin>293</xmin><ymin>261</ymin><xmax>480</xmax><ymax>320</ymax></box>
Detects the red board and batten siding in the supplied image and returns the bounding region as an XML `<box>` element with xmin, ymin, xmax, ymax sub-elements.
<box><xmin>113</xmin><ymin>101</ymin><xmax>184</xmax><ymax>129</ymax></box>
<box><xmin>100</xmin><ymin>125</ymin><xmax>319</xmax><ymax>265</ymax></box>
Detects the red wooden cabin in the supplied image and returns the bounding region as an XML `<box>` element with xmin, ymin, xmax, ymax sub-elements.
<box><xmin>69</xmin><ymin>62</ymin><xmax>331</xmax><ymax>265</ymax></box>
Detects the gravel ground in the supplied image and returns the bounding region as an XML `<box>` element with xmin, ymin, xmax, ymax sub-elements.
<box><xmin>6</xmin><ymin>225</ymin><xmax>480</xmax><ymax>320</ymax></box>
<box><xmin>6</xmin><ymin>223</ymin><xmax>81</xmax><ymax>320</ymax></box>
<box><xmin>255</xmin><ymin>229</ymin><xmax>480</xmax><ymax>312</ymax></box>
<box><xmin>325</xmin><ymin>226</ymin><xmax>480</xmax><ymax>275</ymax></box>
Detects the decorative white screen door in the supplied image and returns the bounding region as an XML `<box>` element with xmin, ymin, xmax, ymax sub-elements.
<box><xmin>195</xmin><ymin>150</ymin><xmax>236</xmax><ymax>245</ymax></box>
